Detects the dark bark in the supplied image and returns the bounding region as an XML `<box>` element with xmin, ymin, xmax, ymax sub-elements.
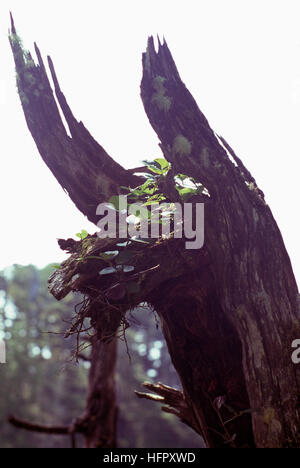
<box><xmin>8</xmin><ymin>416</ymin><xmax>72</xmax><ymax>435</ymax></box>
<box><xmin>138</xmin><ymin>37</ymin><xmax>300</xmax><ymax>447</ymax></box>
<box><xmin>9</xmin><ymin>16</ymin><xmax>300</xmax><ymax>448</ymax></box>
<box><xmin>79</xmin><ymin>338</ymin><xmax>118</xmax><ymax>448</ymax></box>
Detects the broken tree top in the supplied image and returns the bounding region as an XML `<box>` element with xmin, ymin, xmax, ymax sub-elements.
<box><xmin>9</xmin><ymin>13</ymin><xmax>300</xmax><ymax>448</ymax></box>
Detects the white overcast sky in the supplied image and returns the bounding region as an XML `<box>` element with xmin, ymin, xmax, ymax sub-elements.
<box><xmin>0</xmin><ymin>0</ymin><xmax>299</xmax><ymax>287</ymax></box>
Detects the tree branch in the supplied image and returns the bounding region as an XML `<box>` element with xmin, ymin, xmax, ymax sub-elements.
<box><xmin>135</xmin><ymin>382</ymin><xmax>203</xmax><ymax>437</ymax></box>
<box><xmin>8</xmin><ymin>415</ymin><xmax>77</xmax><ymax>435</ymax></box>
<box><xmin>8</xmin><ymin>15</ymin><xmax>139</xmax><ymax>224</ymax></box>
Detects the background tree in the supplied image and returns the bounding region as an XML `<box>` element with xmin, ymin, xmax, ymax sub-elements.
<box><xmin>8</xmin><ymin>15</ymin><xmax>300</xmax><ymax>448</ymax></box>
<box><xmin>0</xmin><ymin>265</ymin><xmax>87</xmax><ymax>448</ymax></box>
<box><xmin>2</xmin><ymin>260</ymin><xmax>117</xmax><ymax>448</ymax></box>
<box><xmin>0</xmin><ymin>265</ymin><xmax>201</xmax><ymax>448</ymax></box>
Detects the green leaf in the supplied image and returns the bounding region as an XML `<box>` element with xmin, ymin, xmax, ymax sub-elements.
<box><xmin>52</xmin><ymin>264</ymin><xmax>61</xmax><ymax>269</ymax></box>
<box><xmin>139</xmin><ymin>180</ymin><xmax>158</xmax><ymax>194</ymax></box>
<box><xmin>142</xmin><ymin>173</ymin><xmax>157</xmax><ymax>180</ymax></box>
<box><xmin>99</xmin><ymin>250</ymin><xmax>119</xmax><ymax>262</ymax></box>
<box><xmin>143</xmin><ymin>187</ymin><xmax>157</xmax><ymax>195</ymax></box>
<box><xmin>144</xmin><ymin>193</ymin><xmax>166</xmax><ymax>205</ymax></box>
<box><xmin>130</xmin><ymin>187</ymin><xmax>144</xmax><ymax>196</ymax></box>
<box><xmin>147</xmin><ymin>165</ymin><xmax>163</xmax><ymax>175</ymax></box>
<box><xmin>178</xmin><ymin>187</ymin><xmax>196</xmax><ymax>195</ymax></box>
<box><xmin>177</xmin><ymin>187</ymin><xmax>197</xmax><ymax>201</ymax></box>
<box><xmin>130</xmin><ymin>237</ymin><xmax>150</xmax><ymax>244</ymax></box>
<box><xmin>117</xmin><ymin>265</ymin><xmax>135</xmax><ymax>273</ymax></box>
<box><xmin>76</xmin><ymin>229</ymin><xmax>89</xmax><ymax>240</ymax></box>
<box><xmin>154</xmin><ymin>158</ymin><xmax>170</xmax><ymax>171</ymax></box>
<box><xmin>144</xmin><ymin>158</ymin><xmax>170</xmax><ymax>176</ymax></box>
<box><xmin>175</xmin><ymin>173</ymin><xmax>188</xmax><ymax>181</ymax></box>
<box><xmin>99</xmin><ymin>266</ymin><xmax>117</xmax><ymax>275</ymax></box>
<box><xmin>141</xmin><ymin>159</ymin><xmax>153</xmax><ymax>166</ymax></box>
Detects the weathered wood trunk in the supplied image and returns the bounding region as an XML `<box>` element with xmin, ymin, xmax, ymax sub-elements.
<box><xmin>139</xmin><ymin>38</ymin><xmax>300</xmax><ymax>447</ymax></box>
<box><xmin>9</xmin><ymin>16</ymin><xmax>300</xmax><ymax>448</ymax></box>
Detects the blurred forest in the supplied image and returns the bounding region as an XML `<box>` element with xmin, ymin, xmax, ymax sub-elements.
<box><xmin>0</xmin><ymin>264</ymin><xmax>202</xmax><ymax>448</ymax></box>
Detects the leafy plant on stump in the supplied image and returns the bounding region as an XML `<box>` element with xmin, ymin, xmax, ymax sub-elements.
<box><xmin>9</xmin><ymin>14</ymin><xmax>300</xmax><ymax>448</ymax></box>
